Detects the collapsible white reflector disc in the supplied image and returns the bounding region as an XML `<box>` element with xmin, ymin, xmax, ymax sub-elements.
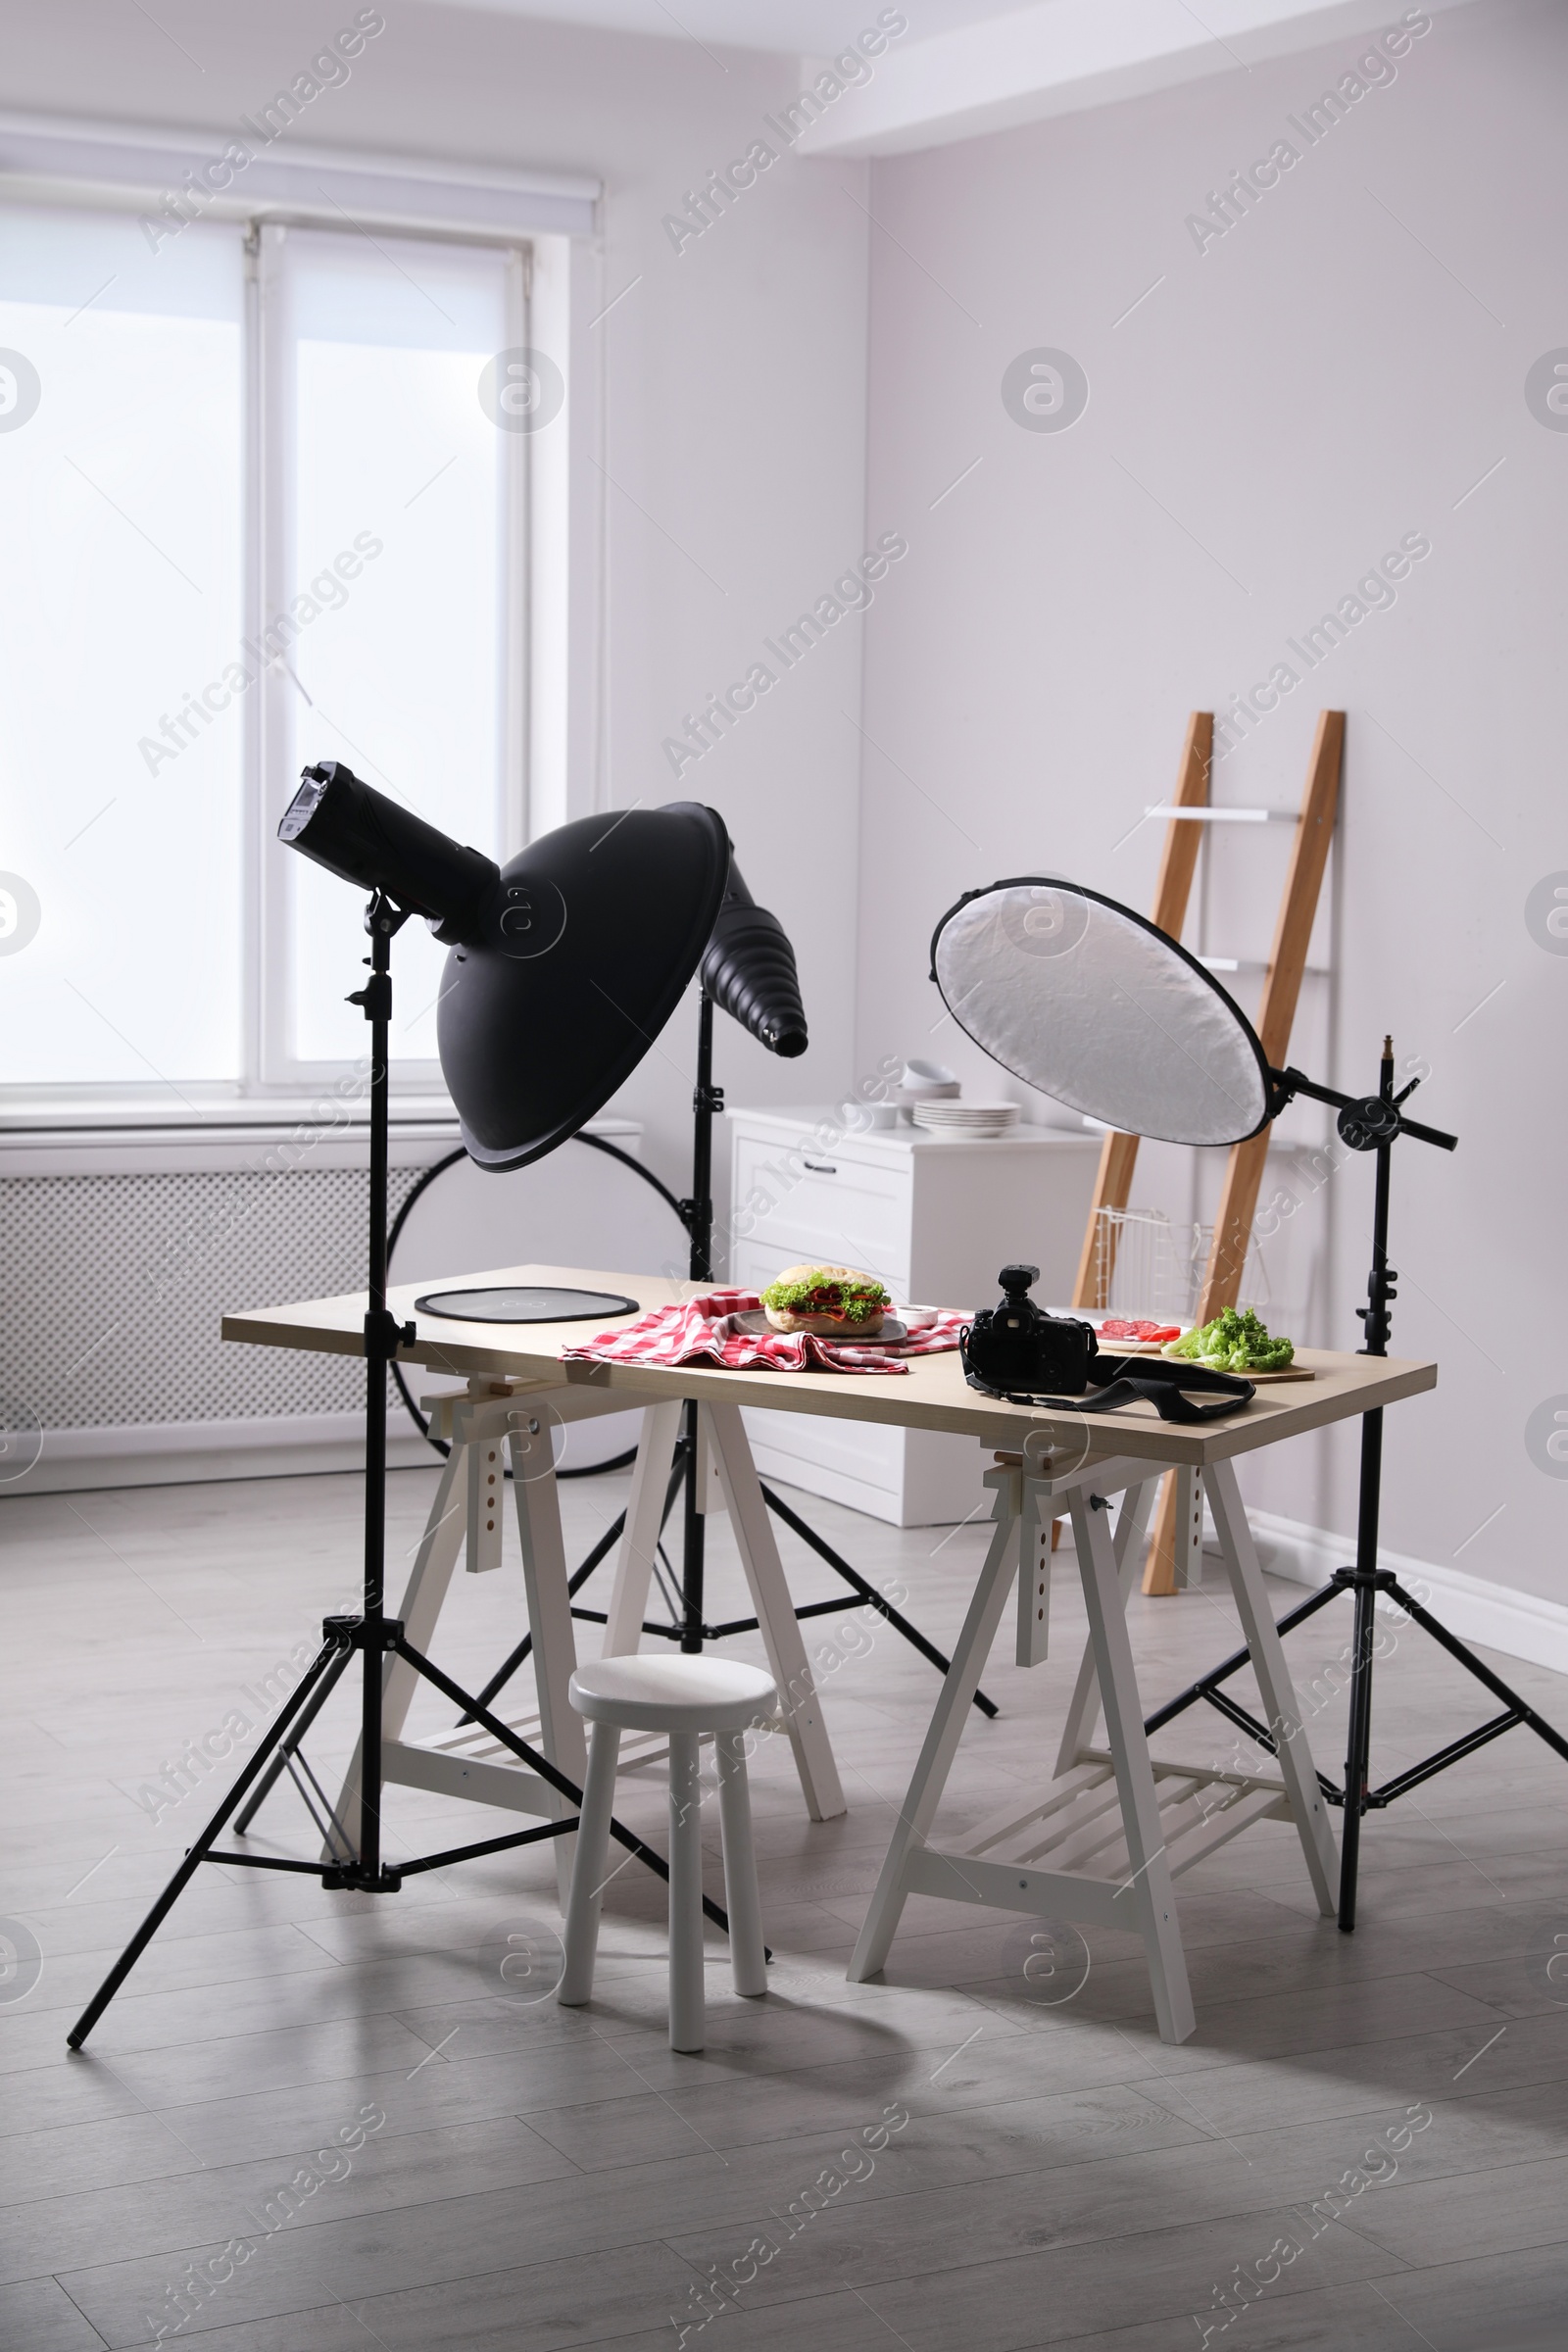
<box><xmin>930</xmin><ymin>879</ymin><xmax>1272</xmax><ymax>1147</ymax></box>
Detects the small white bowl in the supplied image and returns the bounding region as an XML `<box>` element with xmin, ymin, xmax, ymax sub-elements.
<box><xmin>898</xmin><ymin>1058</ymin><xmax>959</xmax><ymax>1103</ymax></box>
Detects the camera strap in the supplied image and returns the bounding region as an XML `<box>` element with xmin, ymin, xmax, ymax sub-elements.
<box><xmin>960</xmin><ymin>1344</ymin><xmax>1254</xmax><ymax>1424</ymax></box>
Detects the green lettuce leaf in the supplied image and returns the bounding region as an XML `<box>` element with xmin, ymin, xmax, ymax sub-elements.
<box><xmin>1164</xmin><ymin>1306</ymin><xmax>1294</xmax><ymax>1371</ymax></box>
<box><xmin>760</xmin><ymin>1270</ymin><xmax>890</xmax><ymax>1324</ymax></box>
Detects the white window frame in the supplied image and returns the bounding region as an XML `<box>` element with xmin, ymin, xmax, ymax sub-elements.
<box><xmin>250</xmin><ymin>219</ymin><xmax>531</xmax><ymax>1094</ymax></box>
<box><xmin>0</xmin><ymin>112</ymin><xmax>601</xmax><ymax>1122</ymax></box>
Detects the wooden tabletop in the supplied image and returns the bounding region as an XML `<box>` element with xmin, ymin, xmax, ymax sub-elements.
<box><xmin>221</xmin><ymin>1264</ymin><xmax>1437</xmax><ymax>1471</ymax></box>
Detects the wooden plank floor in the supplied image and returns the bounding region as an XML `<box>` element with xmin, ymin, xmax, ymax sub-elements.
<box><xmin>2</xmin><ymin>1460</ymin><xmax>1566</xmax><ymax>2351</ymax></box>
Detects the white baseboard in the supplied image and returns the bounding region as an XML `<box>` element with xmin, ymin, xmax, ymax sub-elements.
<box><xmin>8</xmin><ymin>1412</ymin><xmax>436</xmax><ymax>1495</ymax></box>
<box><xmin>1246</xmin><ymin>1509</ymin><xmax>1568</xmax><ymax>1680</ymax></box>
<box><xmin>7</xmin><ymin>1398</ymin><xmax>641</xmax><ymax>1497</ymax></box>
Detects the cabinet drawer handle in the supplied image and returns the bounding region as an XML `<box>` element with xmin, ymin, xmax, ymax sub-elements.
<box><xmin>803</xmin><ymin>1158</ymin><xmax>837</xmax><ymax>1173</ymax></box>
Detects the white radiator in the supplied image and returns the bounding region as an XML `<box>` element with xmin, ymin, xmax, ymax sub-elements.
<box><xmin>0</xmin><ymin>1163</ymin><xmax>423</xmax><ymax>1431</ymax></box>
<box><xmin>0</xmin><ymin>1111</ymin><xmax>667</xmax><ymax>1494</ymax></box>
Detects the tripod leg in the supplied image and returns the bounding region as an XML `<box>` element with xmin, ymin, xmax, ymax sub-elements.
<box><xmin>680</xmin><ymin>1402</ymin><xmax>707</xmax><ymax>1654</ymax></box>
<box><xmin>69</xmin><ymin>1636</ymin><xmax>345</xmax><ymax>2048</ymax></box>
<box><xmin>603</xmin><ymin>1401</ymin><xmax>682</xmax><ymax>1655</ymax></box>
<box><xmin>1385</xmin><ymin>1583</ymin><xmax>1568</xmax><ymax>1766</ymax></box>
<box><xmin>233</xmin><ymin>1640</ymin><xmax>355</xmax><ymax>1837</ymax></box>
<box><xmin>1340</xmin><ymin>1571</ymin><xmax>1377</xmax><ymax>1931</ymax></box>
<box><xmin>1340</xmin><ymin>1392</ymin><xmax>1388</xmax><ymax>1933</ymax></box>
<box><xmin>760</xmin><ymin>1482</ymin><xmax>1000</xmax><ymax>1720</ymax></box>
<box><xmin>329</xmin><ymin>1442</ymin><xmax>467</xmax><ymax>1863</ymax></box>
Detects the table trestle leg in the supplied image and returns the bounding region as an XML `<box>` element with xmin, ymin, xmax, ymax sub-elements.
<box><xmin>705</xmin><ymin>1400</ymin><xmax>846</xmax><ymax>1822</ymax></box>
<box><xmin>848</xmin><ymin>1465</ymin><xmax>1030</xmax><ymax>1983</ymax></box>
<box><xmin>848</xmin><ymin>1463</ymin><xmax>1197</xmax><ymax>2044</ymax></box>
<box><xmin>602</xmin><ymin>1401</ymin><xmax>684</xmax><ymax>1655</ymax></box>
<box><xmin>1204</xmin><ymin>1457</ymin><xmax>1339</xmax><ymax>1915</ymax></box>
<box><xmin>1068</xmin><ymin>1486</ymin><xmax>1195</xmax><ymax>2044</ymax></box>
<box><xmin>509</xmin><ymin>1427</ymin><xmax>589</xmax><ymax>1905</ymax></box>
<box><xmin>1054</xmin><ymin>1480</ymin><xmax>1152</xmax><ymax>1775</ymax></box>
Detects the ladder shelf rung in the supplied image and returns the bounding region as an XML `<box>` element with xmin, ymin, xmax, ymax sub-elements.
<box><xmin>1144</xmin><ymin>805</ymin><xmax>1297</xmax><ymax>823</ymax></box>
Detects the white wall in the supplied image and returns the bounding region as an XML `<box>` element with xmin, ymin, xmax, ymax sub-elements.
<box><xmin>0</xmin><ymin>0</ymin><xmax>880</xmax><ymax>1226</ymax></box>
<box><xmin>855</xmin><ymin>0</ymin><xmax>1568</xmax><ymax>1600</ymax></box>
<box><xmin>14</xmin><ymin>0</ymin><xmax>1565</xmax><ymax>1607</ymax></box>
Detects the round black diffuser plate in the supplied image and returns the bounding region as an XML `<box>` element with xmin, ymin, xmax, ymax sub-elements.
<box><xmin>415</xmin><ymin>1287</ymin><xmax>639</xmax><ymax>1324</ymax></box>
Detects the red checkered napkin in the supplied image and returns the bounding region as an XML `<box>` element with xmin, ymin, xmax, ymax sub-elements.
<box><xmin>561</xmin><ymin>1288</ymin><xmax>971</xmax><ymax>1377</ymax></box>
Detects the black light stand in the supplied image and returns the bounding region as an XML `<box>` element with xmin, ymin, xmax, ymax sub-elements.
<box><xmin>67</xmin><ymin>891</ymin><xmax>731</xmax><ymax>2051</ymax></box>
<box><xmin>1144</xmin><ymin>1039</ymin><xmax>1568</xmax><ymax>1931</ymax></box>
<box><xmin>675</xmin><ymin>987</ymin><xmax>721</xmax><ymax>1655</ymax></box>
<box><xmin>464</xmin><ymin>987</ymin><xmax>999</xmax><ymax>1724</ymax></box>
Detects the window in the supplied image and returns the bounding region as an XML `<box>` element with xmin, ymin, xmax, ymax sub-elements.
<box><xmin>0</xmin><ymin>200</ymin><xmax>526</xmax><ymax>1101</ymax></box>
<box><xmin>0</xmin><ymin>208</ymin><xmax>245</xmax><ymax>1091</ymax></box>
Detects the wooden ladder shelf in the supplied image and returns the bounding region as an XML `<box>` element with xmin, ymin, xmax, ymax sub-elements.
<box><xmin>1070</xmin><ymin>709</ymin><xmax>1345</xmax><ymax>1595</ymax></box>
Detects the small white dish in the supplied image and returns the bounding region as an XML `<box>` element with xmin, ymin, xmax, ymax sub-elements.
<box><xmin>897</xmin><ymin>1055</ymin><xmax>960</xmax><ymax>1106</ymax></box>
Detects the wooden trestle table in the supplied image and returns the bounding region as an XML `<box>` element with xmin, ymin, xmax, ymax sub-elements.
<box><xmin>223</xmin><ymin>1264</ymin><xmax>1436</xmax><ymax>2042</ymax></box>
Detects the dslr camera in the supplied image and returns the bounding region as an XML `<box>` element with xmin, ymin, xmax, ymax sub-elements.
<box><xmin>961</xmin><ymin>1264</ymin><xmax>1099</xmax><ymax>1398</ymax></box>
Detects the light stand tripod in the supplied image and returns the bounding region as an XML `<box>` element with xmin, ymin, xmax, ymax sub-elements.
<box><xmin>67</xmin><ymin>892</ymin><xmax>730</xmax><ymax>2051</ymax></box>
<box><xmin>1145</xmin><ymin>1039</ymin><xmax>1568</xmax><ymax>1930</ymax></box>
<box><xmin>464</xmin><ymin>986</ymin><xmax>999</xmax><ymax>1726</ymax></box>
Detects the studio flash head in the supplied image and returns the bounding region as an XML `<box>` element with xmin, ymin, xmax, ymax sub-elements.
<box><xmin>279</xmin><ymin>761</ymin><xmax>502</xmax><ymax>946</ymax></box>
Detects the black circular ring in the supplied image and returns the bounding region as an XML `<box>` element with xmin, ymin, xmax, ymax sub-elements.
<box><xmin>414</xmin><ymin>1286</ymin><xmax>639</xmax><ymax>1325</ymax></box>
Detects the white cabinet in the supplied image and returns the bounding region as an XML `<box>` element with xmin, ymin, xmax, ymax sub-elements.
<box><xmin>726</xmin><ymin>1107</ymin><xmax>1100</xmax><ymax>1526</ymax></box>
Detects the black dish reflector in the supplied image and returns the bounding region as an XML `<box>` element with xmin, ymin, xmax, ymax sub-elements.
<box><xmin>438</xmin><ymin>803</ymin><xmax>730</xmax><ymax>1170</ymax></box>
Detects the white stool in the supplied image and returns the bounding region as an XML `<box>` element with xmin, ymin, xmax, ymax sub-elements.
<box><xmin>558</xmin><ymin>1654</ymin><xmax>775</xmax><ymax>2051</ymax></box>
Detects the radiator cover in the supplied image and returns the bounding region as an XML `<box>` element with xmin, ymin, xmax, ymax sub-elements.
<box><xmin>0</xmin><ymin>1165</ymin><xmax>423</xmax><ymax>1432</ymax></box>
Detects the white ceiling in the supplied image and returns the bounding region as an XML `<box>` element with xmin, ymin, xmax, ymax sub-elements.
<box><xmin>417</xmin><ymin>0</ymin><xmax>1483</xmax><ymax>153</ymax></box>
<box><xmin>796</xmin><ymin>0</ymin><xmax>1482</xmax><ymax>158</ymax></box>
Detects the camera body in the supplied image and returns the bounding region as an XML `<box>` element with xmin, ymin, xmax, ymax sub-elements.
<box><xmin>962</xmin><ymin>1264</ymin><xmax>1099</xmax><ymax>1396</ymax></box>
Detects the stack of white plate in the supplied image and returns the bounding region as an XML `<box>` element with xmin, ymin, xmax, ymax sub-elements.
<box><xmin>911</xmin><ymin>1100</ymin><xmax>1021</xmax><ymax>1138</ymax></box>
